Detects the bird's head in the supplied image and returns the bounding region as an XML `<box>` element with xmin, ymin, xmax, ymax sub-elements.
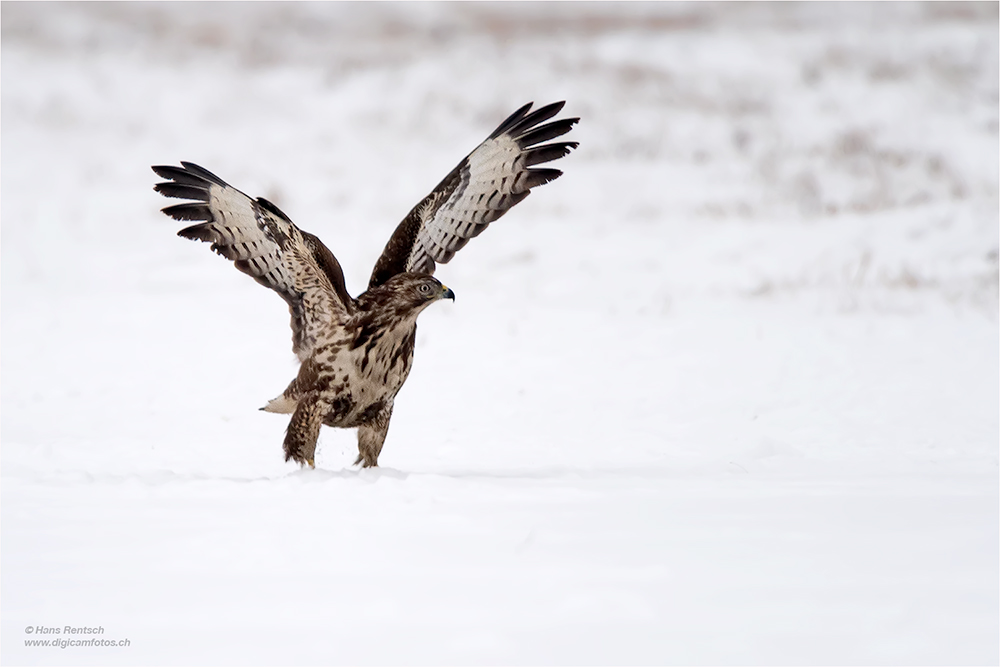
<box><xmin>374</xmin><ymin>273</ymin><xmax>455</xmax><ymax>315</ymax></box>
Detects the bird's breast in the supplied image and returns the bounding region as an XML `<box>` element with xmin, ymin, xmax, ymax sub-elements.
<box><xmin>352</xmin><ymin>323</ymin><xmax>417</xmax><ymax>394</ymax></box>
<box><xmin>310</xmin><ymin>317</ymin><xmax>419</xmax><ymax>429</ymax></box>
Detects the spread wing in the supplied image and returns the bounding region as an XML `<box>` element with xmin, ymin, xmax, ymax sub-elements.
<box><xmin>152</xmin><ymin>162</ymin><xmax>354</xmax><ymax>361</ymax></box>
<box><xmin>368</xmin><ymin>101</ymin><xmax>579</xmax><ymax>288</ymax></box>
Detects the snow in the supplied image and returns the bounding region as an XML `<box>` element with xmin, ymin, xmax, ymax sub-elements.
<box><xmin>2</xmin><ymin>3</ymin><xmax>997</xmax><ymax>665</ymax></box>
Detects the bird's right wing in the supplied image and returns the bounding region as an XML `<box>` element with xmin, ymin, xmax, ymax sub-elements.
<box><xmin>153</xmin><ymin>161</ymin><xmax>354</xmax><ymax>360</ymax></box>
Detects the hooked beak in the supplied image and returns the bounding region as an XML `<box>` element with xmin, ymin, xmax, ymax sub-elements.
<box><xmin>441</xmin><ymin>285</ymin><xmax>455</xmax><ymax>301</ymax></box>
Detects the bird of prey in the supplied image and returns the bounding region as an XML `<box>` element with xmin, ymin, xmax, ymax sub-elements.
<box><xmin>153</xmin><ymin>101</ymin><xmax>578</xmax><ymax>468</ymax></box>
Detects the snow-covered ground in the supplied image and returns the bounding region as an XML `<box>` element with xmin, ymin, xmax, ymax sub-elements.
<box><xmin>2</xmin><ymin>3</ymin><xmax>997</xmax><ymax>665</ymax></box>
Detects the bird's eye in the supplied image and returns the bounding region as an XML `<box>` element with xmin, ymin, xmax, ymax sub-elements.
<box><xmin>418</xmin><ymin>283</ymin><xmax>431</xmax><ymax>294</ymax></box>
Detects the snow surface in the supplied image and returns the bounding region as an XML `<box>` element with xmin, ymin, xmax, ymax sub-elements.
<box><xmin>2</xmin><ymin>3</ymin><xmax>998</xmax><ymax>665</ymax></box>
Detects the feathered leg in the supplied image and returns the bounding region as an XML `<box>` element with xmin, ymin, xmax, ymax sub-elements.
<box><xmin>354</xmin><ymin>404</ymin><xmax>394</xmax><ymax>468</ymax></box>
<box><xmin>283</xmin><ymin>390</ymin><xmax>328</xmax><ymax>467</ymax></box>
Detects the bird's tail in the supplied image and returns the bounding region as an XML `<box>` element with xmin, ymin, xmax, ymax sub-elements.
<box><xmin>261</xmin><ymin>394</ymin><xmax>296</xmax><ymax>414</ymax></box>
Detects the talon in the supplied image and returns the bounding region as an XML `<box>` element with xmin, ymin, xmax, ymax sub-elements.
<box><xmin>305</xmin><ymin>458</ymin><xmax>315</xmax><ymax>468</ymax></box>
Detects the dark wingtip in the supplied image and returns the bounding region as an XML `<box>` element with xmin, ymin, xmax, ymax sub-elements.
<box><xmin>522</xmin><ymin>168</ymin><xmax>564</xmax><ymax>190</ymax></box>
<box><xmin>162</xmin><ymin>202</ymin><xmax>213</xmax><ymax>222</ymax></box>
<box><xmin>524</xmin><ymin>141</ymin><xmax>579</xmax><ymax>166</ymax></box>
<box><xmin>153</xmin><ymin>182</ymin><xmax>210</xmax><ymax>201</ymax></box>
<box><xmin>525</xmin><ymin>100</ymin><xmax>566</xmax><ymax>119</ymax></box>
<box><xmin>517</xmin><ymin>117</ymin><xmax>579</xmax><ymax>147</ymax></box>
<box><xmin>489</xmin><ymin>101</ymin><xmax>535</xmax><ymax>139</ymax></box>
<box><xmin>177</xmin><ymin>222</ymin><xmax>216</xmax><ymax>242</ymax></box>
<box><xmin>152</xmin><ymin>162</ymin><xmax>230</xmax><ymax>189</ymax></box>
<box><xmin>178</xmin><ymin>161</ymin><xmax>228</xmax><ymax>186</ymax></box>
<box><xmin>151</xmin><ymin>165</ymin><xmax>175</xmax><ymax>179</ymax></box>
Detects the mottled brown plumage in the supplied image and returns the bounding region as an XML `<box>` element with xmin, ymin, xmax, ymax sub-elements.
<box><xmin>152</xmin><ymin>101</ymin><xmax>578</xmax><ymax>467</ymax></box>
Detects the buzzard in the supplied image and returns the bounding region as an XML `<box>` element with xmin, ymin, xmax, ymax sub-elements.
<box><xmin>153</xmin><ymin>101</ymin><xmax>578</xmax><ymax>468</ymax></box>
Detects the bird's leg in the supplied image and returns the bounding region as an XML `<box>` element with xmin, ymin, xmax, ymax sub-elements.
<box><xmin>354</xmin><ymin>404</ymin><xmax>394</xmax><ymax>468</ymax></box>
<box><xmin>283</xmin><ymin>390</ymin><xmax>328</xmax><ymax>468</ymax></box>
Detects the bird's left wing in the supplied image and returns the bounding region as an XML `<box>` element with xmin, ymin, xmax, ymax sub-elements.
<box><xmin>368</xmin><ymin>101</ymin><xmax>579</xmax><ymax>288</ymax></box>
<box><xmin>152</xmin><ymin>161</ymin><xmax>354</xmax><ymax>360</ymax></box>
